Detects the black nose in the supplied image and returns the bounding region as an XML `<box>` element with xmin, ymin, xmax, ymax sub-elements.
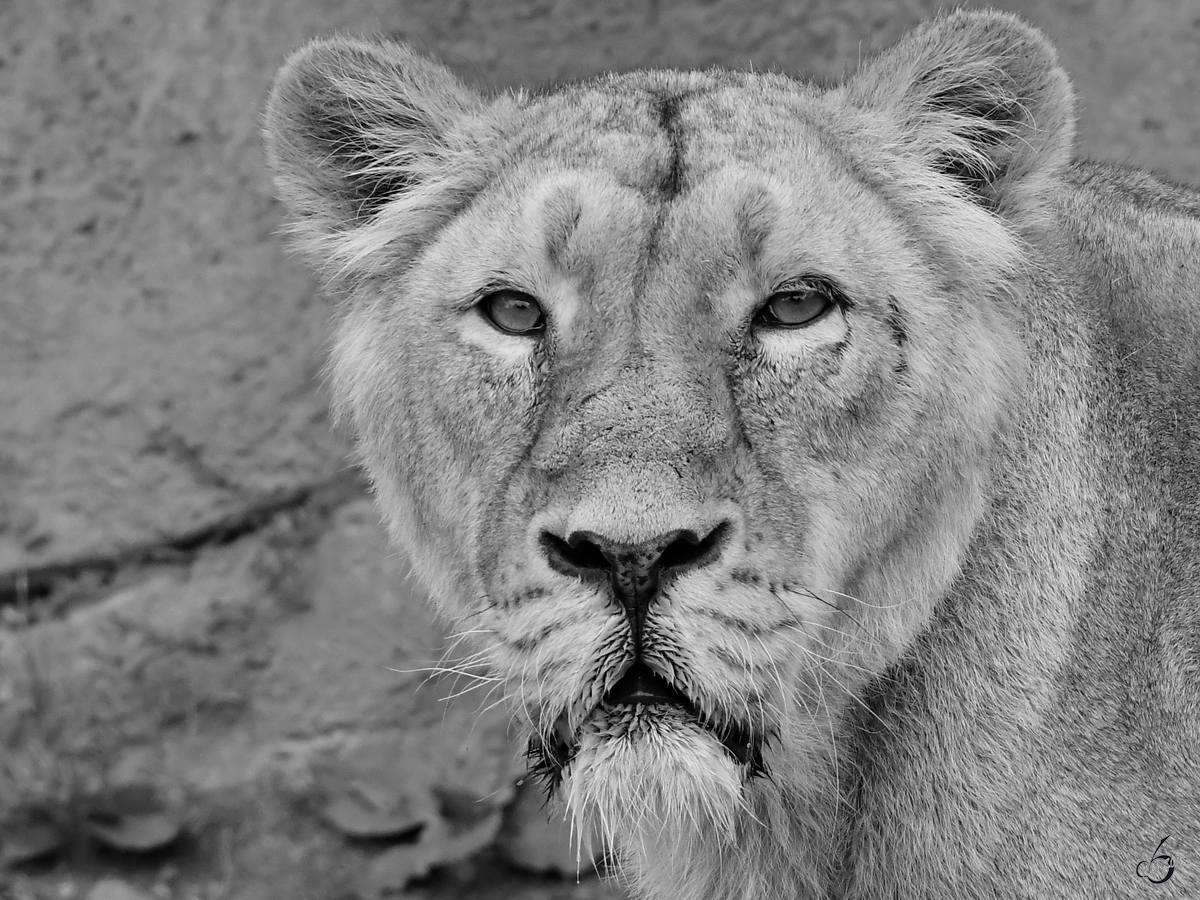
<box><xmin>539</xmin><ymin>523</ymin><xmax>729</xmax><ymax>651</ymax></box>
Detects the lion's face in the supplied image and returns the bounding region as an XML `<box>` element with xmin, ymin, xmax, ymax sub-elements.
<box><xmin>321</xmin><ymin>77</ymin><xmax>1024</xmax><ymax>844</ymax></box>
<box><xmin>265</xmin><ymin>14</ymin><xmax>1065</xmax><ymax>868</ymax></box>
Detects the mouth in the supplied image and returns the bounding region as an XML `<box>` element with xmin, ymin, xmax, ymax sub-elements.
<box><xmin>529</xmin><ymin>660</ymin><xmax>766</xmax><ymax>787</ymax></box>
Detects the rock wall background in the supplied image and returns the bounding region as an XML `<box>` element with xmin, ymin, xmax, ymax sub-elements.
<box><xmin>1</xmin><ymin>1</ymin><xmax>1197</xmax><ymax>898</ymax></box>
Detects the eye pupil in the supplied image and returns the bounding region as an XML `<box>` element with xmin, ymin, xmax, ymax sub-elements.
<box><xmin>482</xmin><ymin>290</ymin><xmax>545</xmax><ymax>335</ymax></box>
<box><xmin>761</xmin><ymin>286</ymin><xmax>832</xmax><ymax>328</ymax></box>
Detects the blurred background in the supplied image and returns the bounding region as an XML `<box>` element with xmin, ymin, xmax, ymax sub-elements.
<box><xmin>1</xmin><ymin>1</ymin><xmax>1197</xmax><ymax>898</ymax></box>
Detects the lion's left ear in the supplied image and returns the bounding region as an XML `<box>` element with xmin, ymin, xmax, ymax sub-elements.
<box><xmin>840</xmin><ymin>10</ymin><xmax>1075</xmax><ymax>212</ymax></box>
<box><xmin>262</xmin><ymin>36</ymin><xmax>491</xmax><ymax>279</ymax></box>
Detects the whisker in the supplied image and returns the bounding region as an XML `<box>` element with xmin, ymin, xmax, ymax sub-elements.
<box><xmin>796</xmin><ymin>644</ymin><xmax>889</xmax><ymax>729</ymax></box>
<box><xmin>807</xmin><ymin>583</ymin><xmax>905</xmax><ymax>612</ymax></box>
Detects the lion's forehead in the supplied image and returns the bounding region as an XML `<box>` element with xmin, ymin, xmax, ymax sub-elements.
<box><xmin>480</xmin><ymin>77</ymin><xmax>863</xmax><ymax>298</ymax></box>
<box><xmin>427</xmin><ymin>74</ymin><xmax>893</xmax><ymax>388</ymax></box>
<box><xmin>505</xmin><ymin>71</ymin><xmax>832</xmax><ymax>193</ymax></box>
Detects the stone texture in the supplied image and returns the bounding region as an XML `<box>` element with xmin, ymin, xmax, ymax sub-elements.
<box><xmin>0</xmin><ymin>502</ymin><xmax>528</xmax><ymax>898</ymax></box>
<box><xmin>86</xmin><ymin>880</ymin><xmax>155</xmax><ymax>900</ymax></box>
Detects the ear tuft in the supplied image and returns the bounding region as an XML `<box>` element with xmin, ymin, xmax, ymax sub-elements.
<box><xmin>844</xmin><ymin>10</ymin><xmax>1075</xmax><ymax>212</ymax></box>
<box><xmin>262</xmin><ymin>36</ymin><xmax>486</xmax><ymax>276</ymax></box>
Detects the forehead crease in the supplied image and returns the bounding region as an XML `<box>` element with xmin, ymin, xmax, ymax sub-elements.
<box><xmin>540</xmin><ymin>184</ymin><xmax>659</xmax><ymax>314</ymax></box>
<box><xmin>535</xmin><ymin>184</ymin><xmax>582</xmax><ymax>269</ymax></box>
<box><xmin>670</xmin><ymin>90</ymin><xmax>866</xmax><ymax>256</ymax></box>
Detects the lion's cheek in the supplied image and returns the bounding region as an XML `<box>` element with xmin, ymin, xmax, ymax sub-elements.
<box><xmin>332</xmin><ymin>313</ymin><xmax>540</xmax><ymax>616</ymax></box>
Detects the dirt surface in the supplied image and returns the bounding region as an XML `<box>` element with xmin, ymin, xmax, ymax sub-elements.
<box><xmin>2</xmin><ymin>1</ymin><xmax>1197</xmax><ymax>898</ymax></box>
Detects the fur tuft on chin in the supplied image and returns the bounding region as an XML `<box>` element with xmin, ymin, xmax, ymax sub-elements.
<box><xmin>561</xmin><ymin>706</ymin><xmax>749</xmax><ymax>872</ymax></box>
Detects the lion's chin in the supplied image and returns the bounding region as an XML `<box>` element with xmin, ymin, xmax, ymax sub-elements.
<box><xmin>561</xmin><ymin>704</ymin><xmax>749</xmax><ymax>854</ymax></box>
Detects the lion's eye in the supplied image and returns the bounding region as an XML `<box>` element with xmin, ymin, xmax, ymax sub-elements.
<box><xmin>480</xmin><ymin>289</ymin><xmax>545</xmax><ymax>336</ymax></box>
<box><xmin>757</xmin><ymin>284</ymin><xmax>836</xmax><ymax>328</ymax></box>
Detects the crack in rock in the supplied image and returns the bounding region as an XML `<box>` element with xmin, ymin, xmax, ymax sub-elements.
<box><xmin>0</xmin><ymin>472</ymin><xmax>367</xmax><ymax>612</ymax></box>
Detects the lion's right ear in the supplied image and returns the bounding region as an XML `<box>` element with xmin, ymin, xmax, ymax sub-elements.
<box><xmin>262</xmin><ymin>37</ymin><xmax>487</xmax><ymax>275</ymax></box>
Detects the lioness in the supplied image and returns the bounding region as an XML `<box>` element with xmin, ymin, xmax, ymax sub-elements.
<box><xmin>263</xmin><ymin>9</ymin><xmax>1200</xmax><ymax>898</ymax></box>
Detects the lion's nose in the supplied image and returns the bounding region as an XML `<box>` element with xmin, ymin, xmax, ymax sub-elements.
<box><xmin>538</xmin><ymin>523</ymin><xmax>730</xmax><ymax>650</ymax></box>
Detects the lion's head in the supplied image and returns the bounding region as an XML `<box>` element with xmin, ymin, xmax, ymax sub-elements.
<box><xmin>264</xmin><ymin>10</ymin><xmax>1074</xmax><ymax>894</ymax></box>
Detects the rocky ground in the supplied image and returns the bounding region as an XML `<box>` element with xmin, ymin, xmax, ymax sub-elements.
<box><xmin>2</xmin><ymin>0</ymin><xmax>1198</xmax><ymax>898</ymax></box>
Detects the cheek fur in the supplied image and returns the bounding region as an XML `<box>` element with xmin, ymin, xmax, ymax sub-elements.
<box><xmin>329</xmin><ymin>301</ymin><xmax>541</xmax><ymax>613</ymax></box>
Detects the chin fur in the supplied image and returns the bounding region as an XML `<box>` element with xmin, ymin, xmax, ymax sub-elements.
<box><xmin>562</xmin><ymin>705</ymin><xmax>750</xmax><ymax>876</ymax></box>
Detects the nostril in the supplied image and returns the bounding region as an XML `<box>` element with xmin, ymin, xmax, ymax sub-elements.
<box><xmin>538</xmin><ymin>521</ymin><xmax>732</xmax><ymax>580</ymax></box>
<box><xmin>539</xmin><ymin>520</ymin><xmax>733</xmax><ymax>651</ymax></box>
<box><xmin>657</xmin><ymin>521</ymin><xmax>730</xmax><ymax>574</ymax></box>
<box><xmin>539</xmin><ymin>530</ymin><xmax>610</xmax><ymax>578</ymax></box>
